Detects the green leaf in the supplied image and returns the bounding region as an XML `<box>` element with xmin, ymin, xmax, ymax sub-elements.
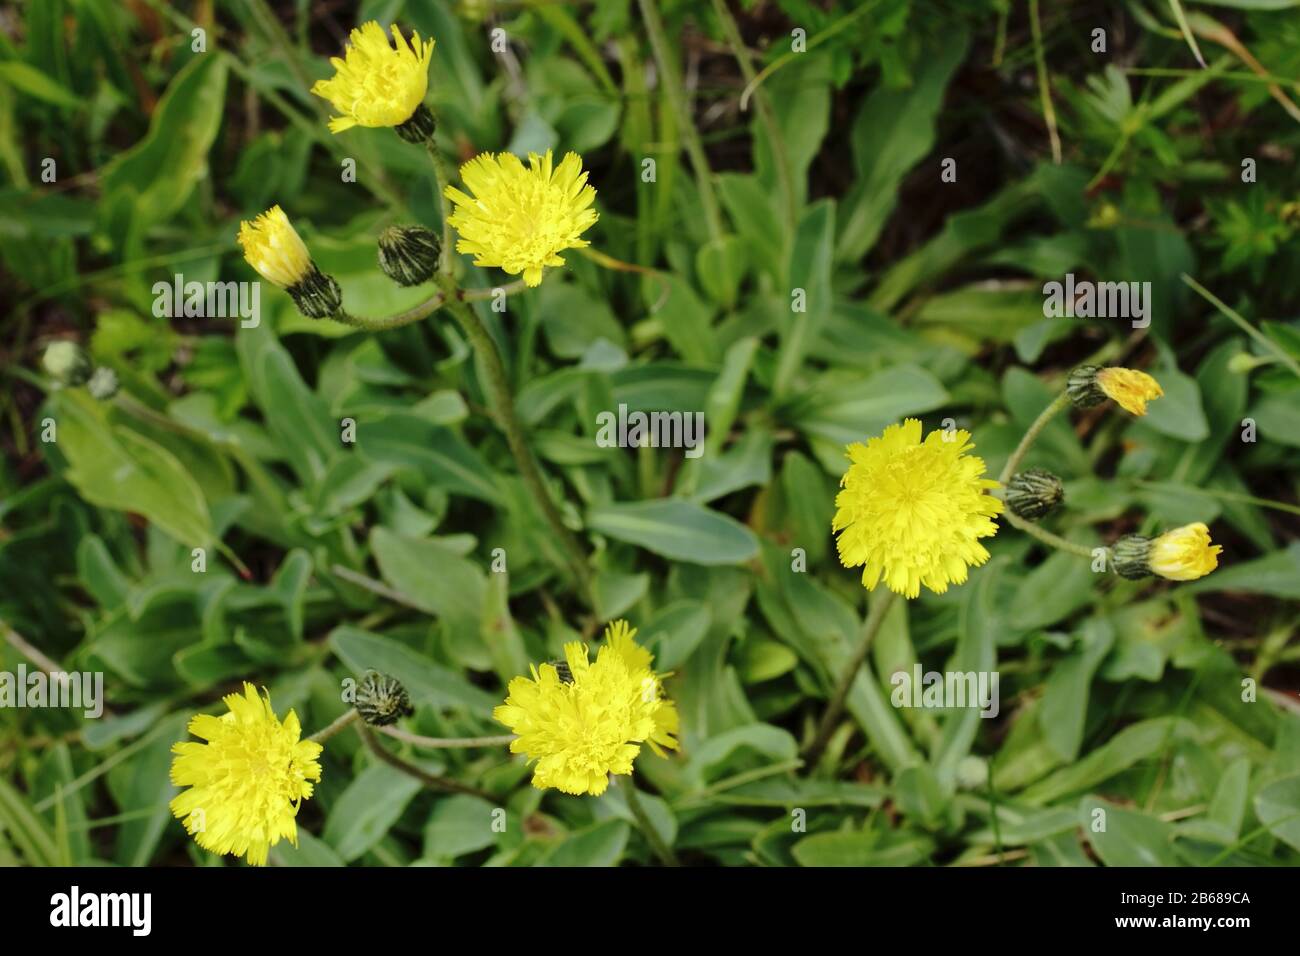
<box><xmin>0</xmin><ymin>61</ymin><xmax>79</xmax><ymax>108</ymax></box>
<box><xmin>101</xmin><ymin>55</ymin><xmax>227</xmax><ymax>230</ymax></box>
<box><xmin>792</xmin><ymin>830</ymin><xmax>934</xmax><ymax>867</ymax></box>
<box><xmin>588</xmin><ymin>499</ymin><xmax>759</xmax><ymax>565</ymax></box>
<box><xmin>1078</xmin><ymin>797</ymin><xmax>1180</xmax><ymax>866</ymax></box>
<box><xmin>423</xmin><ymin>795</ymin><xmax>500</xmax><ymax>860</ymax></box>
<box><xmin>1253</xmin><ymin>774</ymin><xmax>1300</xmax><ymax>853</ymax></box>
<box><xmin>535</xmin><ymin>819</ymin><xmax>629</xmax><ymax>867</ymax></box>
<box><xmin>51</xmin><ymin>390</ymin><xmax>212</xmax><ymax>547</ymax></box>
<box><xmin>324</xmin><ymin>763</ymin><xmax>423</xmax><ymax>862</ymax></box>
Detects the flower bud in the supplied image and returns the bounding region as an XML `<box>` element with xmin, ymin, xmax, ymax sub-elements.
<box><xmin>287</xmin><ymin>267</ymin><xmax>343</xmax><ymax>320</ymax></box>
<box><xmin>1110</xmin><ymin>533</ymin><xmax>1153</xmax><ymax>580</ymax></box>
<box><xmin>1068</xmin><ymin>365</ymin><xmax>1163</xmax><ymax>416</ymax></box>
<box><xmin>42</xmin><ymin>341</ymin><xmax>92</xmax><ymax>387</ymax></box>
<box><xmin>378</xmin><ymin>225</ymin><xmax>441</xmax><ymax>287</ymax></box>
<box><xmin>354</xmin><ymin>670</ymin><xmax>414</xmax><ymax>726</ymax></box>
<box><xmin>86</xmin><ymin>366</ymin><xmax>120</xmax><ymax>400</ymax></box>
<box><xmin>395</xmin><ymin>103</ymin><xmax>436</xmax><ymax>144</ymax></box>
<box><xmin>1005</xmin><ymin>468</ymin><xmax>1064</xmax><ymax>521</ymax></box>
<box><xmin>956</xmin><ymin>755</ymin><xmax>989</xmax><ymax>791</ymax></box>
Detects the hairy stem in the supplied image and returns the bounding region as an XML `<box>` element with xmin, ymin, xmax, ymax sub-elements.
<box><xmin>437</xmin><ymin>275</ymin><xmax>596</xmax><ymax>608</ymax></box>
<box><xmin>308</xmin><ymin>709</ymin><xmax>359</xmax><ymax>744</ymax></box>
<box><xmin>998</xmin><ymin>392</ymin><xmax>1070</xmax><ymax>486</ymax></box>
<box><xmin>802</xmin><ymin>590</ymin><xmax>897</xmax><ymax>768</ymax></box>
<box><xmin>378</xmin><ymin>726</ymin><xmax>516</xmax><ymax>749</ymax></box>
<box><xmin>359</xmin><ymin>725</ymin><xmax>493</xmax><ymax>799</ymax></box>
<box><xmin>621</xmin><ymin>776</ymin><xmax>679</xmax><ymax>867</ymax></box>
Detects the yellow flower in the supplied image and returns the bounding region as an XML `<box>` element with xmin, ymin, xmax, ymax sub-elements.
<box><xmin>1096</xmin><ymin>367</ymin><xmax>1164</xmax><ymax>416</ymax></box>
<box><xmin>833</xmin><ymin>419</ymin><xmax>1002</xmax><ymax>599</ymax></box>
<box><xmin>169</xmin><ymin>683</ymin><xmax>323</xmax><ymax>867</ymax></box>
<box><xmin>444</xmin><ymin>149</ymin><xmax>598</xmax><ymax>287</ymax></box>
<box><xmin>493</xmin><ymin>620</ymin><xmax>678</xmax><ymax>796</ymax></box>
<box><xmin>311</xmin><ymin>21</ymin><xmax>434</xmax><ymax>134</ymax></box>
<box><xmin>237</xmin><ymin>205</ymin><xmax>313</xmax><ymax>289</ymax></box>
<box><xmin>1149</xmin><ymin>522</ymin><xmax>1221</xmax><ymax>581</ymax></box>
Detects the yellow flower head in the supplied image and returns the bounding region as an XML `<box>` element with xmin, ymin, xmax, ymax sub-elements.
<box><xmin>1096</xmin><ymin>367</ymin><xmax>1164</xmax><ymax>416</ymax></box>
<box><xmin>169</xmin><ymin>683</ymin><xmax>323</xmax><ymax>867</ymax></box>
<box><xmin>444</xmin><ymin>149</ymin><xmax>598</xmax><ymax>287</ymax></box>
<box><xmin>833</xmin><ymin>419</ymin><xmax>1003</xmax><ymax>599</ymax></box>
<box><xmin>1149</xmin><ymin>522</ymin><xmax>1221</xmax><ymax>581</ymax></box>
<box><xmin>237</xmin><ymin>205</ymin><xmax>313</xmax><ymax>289</ymax></box>
<box><xmin>311</xmin><ymin>21</ymin><xmax>434</xmax><ymax>134</ymax></box>
<box><xmin>493</xmin><ymin>620</ymin><xmax>678</xmax><ymax>796</ymax></box>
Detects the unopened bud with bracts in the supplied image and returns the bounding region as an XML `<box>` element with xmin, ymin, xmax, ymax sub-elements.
<box><xmin>378</xmin><ymin>226</ymin><xmax>441</xmax><ymax>287</ymax></box>
<box><xmin>1005</xmin><ymin>468</ymin><xmax>1064</xmax><ymax>521</ymax></box>
<box><xmin>286</xmin><ymin>267</ymin><xmax>343</xmax><ymax>319</ymax></box>
<box><xmin>86</xmin><ymin>366</ymin><xmax>120</xmax><ymax>400</ymax></box>
<box><xmin>1112</xmin><ymin>523</ymin><xmax>1221</xmax><ymax>582</ymax></box>
<box><xmin>354</xmin><ymin>670</ymin><xmax>414</xmax><ymax>726</ymax></box>
<box><xmin>42</xmin><ymin>341</ymin><xmax>92</xmax><ymax>387</ymax></box>
<box><xmin>238</xmin><ymin>205</ymin><xmax>344</xmax><ymax>320</ymax></box>
<box><xmin>1067</xmin><ymin>364</ymin><xmax>1164</xmax><ymax>416</ymax></box>
<box><xmin>395</xmin><ymin>103</ymin><xmax>436</xmax><ymax>144</ymax></box>
<box><xmin>1110</xmin><ymin>533</ymin><xmax>1153</xmax><ymax>580</ymax></box>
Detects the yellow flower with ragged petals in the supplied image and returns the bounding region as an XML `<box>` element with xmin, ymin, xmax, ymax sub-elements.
<box><xmin>1096</xmin><ymin>367</ymin><xmax>1164</xmax><ymax>416</ymax></box>
<box><xmin>1149</xmin><ymin>522</ymin><xmax>1221</xmax><ymax>581</ymax></box>
<box><xmin>493</xmin><ymin>620</ymin><xmax>678</xmax><ymax>796</ymax></box>
<box><xmin>170</xmin><ymin>683</ymin><xmax>323</xmax><ymax>867</ymax></box>
<box><xmin>311</xmin><ymin>21</ymin><xmax>434</xmax><ymax>133</ymax></box>
<box><xmin>444</xmin><ymin>149</ymin><xmax>598</xmax><ymax>287</ymax></box>
<box><xmin>833</xmin><ymin>419</ymin><xmax>1003</xmax><ymax>599</ymax></box>
<box><xmin>237</xmin><ymin>205</ymin><xmax>312</xmax><ymax>289</ymax></box>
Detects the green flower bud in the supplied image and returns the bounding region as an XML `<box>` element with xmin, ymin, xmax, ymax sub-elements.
<box><xmin>354</xmin><ymin>670</ymin><xmax>414</xmax><ymax>726</ymax></box>
<box><xmin>956</xmin><ymin>755</ymin><xmax>989</xmax><ymax>791</ymax></box>
<box><xmin>42</xmin><ymin>341</ymin><xmax>92</xmax><ymax>387</ymax></box>
<box><xmin>378</xmin><ymin>225</ymin><xmax>441</xmax><ymax>287</ymax></box>
<box><xmin>395</xmin><ymin>103</ymin><xmax>436</xmax><ymax>144</ymax></box>
<box><xmin>1111</xmin><ymin>533</ymin><xmax>1153</xmax><ymax>580</ymax></box>
<box><xmin>286</xmin><ymin>266</ymin><xmax>343</xmax><ymax>320</ymax></box>
<box><xmin>1005</xmin><ymin>468</ymin><xmax>1064</xmax><ymax>521</ymax></box>
<box><xmin>86</xmin><ymin>366</ymin><xmax>120</xmax><ymax>400</ymax></box>
<box><xmin>1066</xmin><ymin>364</ymin><xmax>1106</xmax><ymax>409</ymax></box>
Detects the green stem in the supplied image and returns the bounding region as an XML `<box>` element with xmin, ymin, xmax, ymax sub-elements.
<box><xmin>329</xmin><ymin>280</ymin><xmax>527</xmax><ymax>332</ymax></box>
<box><xmin>1002</xmin><ymin>510</ymin><xmax>1096</xmax><ymax>559</ymax></box>
<box><xmin>1181</xmin><ymin>273</ymin><xmax>1300</xmax><ymax>379</ymax></box>
<box><xmin>621</xmin><ymin>776</ymin><xmax>679</xmax><ymax>867</ymax></box>
<box><xmin>638</xmin><ymin>0</ymin><xmax>724</xmax><ymax>241</ymax></box>
<box><xmin>358</xmin><ymin>725</ymin><xmax>493</xmax><ymax>799</ymax></box>
<box><xmin>437</xmin><ymin>275</ymin><xmax>596</xmax><ymax>609</ymax></box>
<box><xmin>802</xmin><ymin>590</ymin><xmax>897</xmax><ymax>769</ymax></box>
<box><xmin>378</xmin><ymin>726</ymin><xmax>515</xmax><ymax>749</ymax></box>
<box><xmin>998</xmin><ymin>392</ymin><xmax>1069</xmax><ymax>486</ymax></box>
<box><xmin>1029</xmin><ymin>0</ymin><xmax>1062</xmax><ymax>163</ymax></box>
<box><xmin>425</xmin><ymin>137</ymin><xmax>457</xmax><ymax>275</ymax></box>
<box><xmin>709</xmin><ymin>0</ymin><xmax>796</xmax><ymax>230</ymax></box>
<box><xmin>308</xmin><ymin>709</ymin><xmax>359</xmax><ymax>744</ymax></box>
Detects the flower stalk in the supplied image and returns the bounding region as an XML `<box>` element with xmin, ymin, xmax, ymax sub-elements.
<box><xmin>621</xmin><ymin>777</ymin><xmax>679</xmax><ymax>867</ymax></box>
<box><xmin>802</xmin><ymin>589</ymin><xmax>898</xmax><ymax>769</ymax></box>
<box><xmin>437</xmin><ymin>274</ymin><xmax>595</xmax><ymax>608</ymax></box>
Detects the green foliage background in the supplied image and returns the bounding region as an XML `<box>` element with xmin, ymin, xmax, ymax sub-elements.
<box><xmin>2</xmin><ymin>0</ymin><xmax>1300</xmax><ymax>867</ymax></box>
